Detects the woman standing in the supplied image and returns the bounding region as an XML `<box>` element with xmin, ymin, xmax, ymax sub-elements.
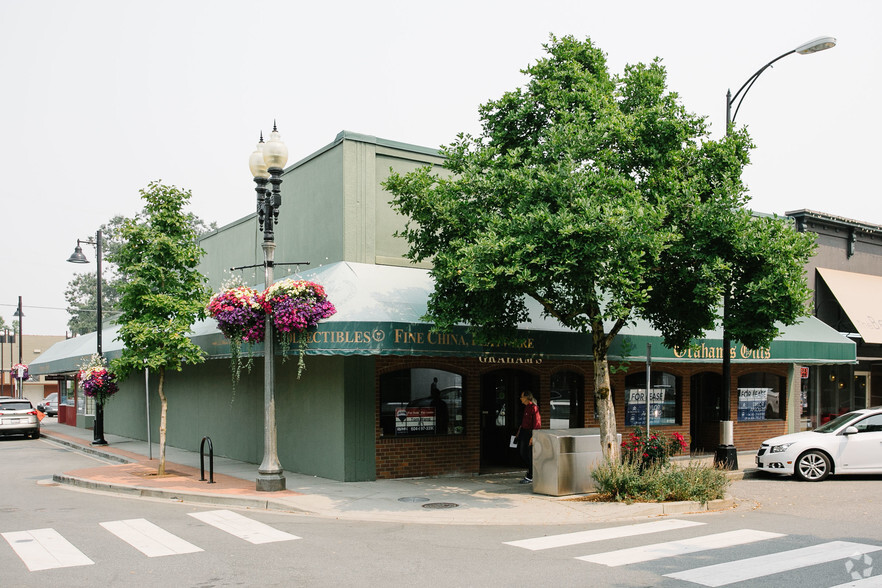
<box><xmin>517</xmin><ymin>391</ymin><xmax>540</xmax><ymax>484</ymax></box>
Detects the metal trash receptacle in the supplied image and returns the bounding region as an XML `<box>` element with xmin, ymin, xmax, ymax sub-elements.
<box><xmin>532</xmin><ymin>428</ymin><xmax>619</xmax><ymax>496</ymax></box>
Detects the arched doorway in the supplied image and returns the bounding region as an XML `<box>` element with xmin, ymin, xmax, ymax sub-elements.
<box><xmin>690</xmin><ymin>371</ymin><xmax>722</xmax><ymax>453</ymax></box>
<box><xmin>480</xmin><ymin>369</ymin><xmax>539</xmax><ymax>472</ymax></box>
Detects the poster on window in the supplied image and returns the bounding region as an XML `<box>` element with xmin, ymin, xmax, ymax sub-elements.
<box><xmin>395</xmin><ymin>407</ymin><xmax>436</xmax><ymax>434</ymax></box>
<box><xmin>738</xmin><ymin>388</ymin><xmax>770</xmax><ymax>422</ymax></box>
<box><xmin>625</xmin><ymin>388</ymin><xmax>672</xmax><ymax>426</ymax></box>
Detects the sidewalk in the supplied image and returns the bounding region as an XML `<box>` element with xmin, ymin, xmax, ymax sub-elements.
<box><xmin>38</xmin><ymin>420</ymin><xmax>750</xmax><ymax>526</ymax></box>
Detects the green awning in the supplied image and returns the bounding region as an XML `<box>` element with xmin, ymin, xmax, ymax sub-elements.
<box><xmin>29</xmin><ymin>261</ymin><xmax>855</xmax><ymax>376</ymax></box>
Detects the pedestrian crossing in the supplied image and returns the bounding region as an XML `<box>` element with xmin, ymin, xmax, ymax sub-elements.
<box><xmin>506</xmin><ymin>518</ymin><xmax>882</xmax><ymax>586</ymax></box>
<box><xmin>2</xmin><ymin>509</ymin><xmax>297</xmax><ymax>572</ymax></box>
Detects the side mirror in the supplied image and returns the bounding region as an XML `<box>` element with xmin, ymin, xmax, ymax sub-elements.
<box><xmin>843</xmin><ymin>426</ymin><xmax>859</xmax><ymax>435</ymax></box>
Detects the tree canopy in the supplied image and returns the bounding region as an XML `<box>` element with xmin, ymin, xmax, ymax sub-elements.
<box><xmin>384</xmin><ymin>35</ymin><xmax>814</xmax><ymax>458</ymax></box>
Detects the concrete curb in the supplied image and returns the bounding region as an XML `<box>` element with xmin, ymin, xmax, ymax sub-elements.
<box><xmin>52</xmin><ymin>473</ymin><xmax>307</xmax><ymax>513</ymax></box>
<box><xmin>41</xmin><ymin>434</ymin><xmax>134</xmax><ymax>465</ymax></box>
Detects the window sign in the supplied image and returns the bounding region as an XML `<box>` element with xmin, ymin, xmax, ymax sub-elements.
<box><xmin>380</xmin><ymin>368</ymin><xmax>463</xmax><ymax>436</ymax></box>
<box><xmin>625</xmin><ymin>388</ymin><xmax>674</xmax><ymax>426</ymax></box>
<box><xmin>738</xmin><ymin>387</ymin><xmax>770</xmax><ymax>422</ymax></box>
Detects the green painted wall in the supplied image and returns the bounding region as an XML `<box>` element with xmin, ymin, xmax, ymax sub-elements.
<box><xmin>102</xmin><ymin>354</ymin><xmax>375</xmax><ymax>481</ymax></box>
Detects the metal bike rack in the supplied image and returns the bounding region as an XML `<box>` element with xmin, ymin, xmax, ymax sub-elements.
<box><xmin>199</xmin><ymin>436</ymin><xmax>215</xmax><ymax>484</ymax></box>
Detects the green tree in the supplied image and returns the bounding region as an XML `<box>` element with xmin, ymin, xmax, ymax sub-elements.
<box><xmin>384</xmin><ymin>35</ymin><xmax>761</xmax><ymax>459</ymax></box>
<box><xmin>65</xmin><ymin>214</ymin><xmax>216</xmax><ymax>335</ymax></box>
<box><xmin>109</xmin><ymin>181</ymin><xmax>211</xmax><ymax>475</ymax></box>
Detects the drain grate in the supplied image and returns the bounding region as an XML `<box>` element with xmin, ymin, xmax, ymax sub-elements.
<box><xmin>398</xmin><ymin>497</ymin><xmax>430</xmax><ymax>503</ymax></box>
<box><xmin>422</xmin><ymin>502</ymin><xmax>459</xmax><ymax>509</ymax></box>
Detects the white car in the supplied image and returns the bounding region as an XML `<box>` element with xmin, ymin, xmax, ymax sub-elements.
<box><xmin>755</xmin><ymin>407</ymin><xmax>882</xmax><ymax>481</ymax></box>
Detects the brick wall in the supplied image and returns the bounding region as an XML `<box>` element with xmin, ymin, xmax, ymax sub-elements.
<box><xmin>374</xmin><ymin>356</ymin><xmax>794</xmax><ymax>478</ymax></box>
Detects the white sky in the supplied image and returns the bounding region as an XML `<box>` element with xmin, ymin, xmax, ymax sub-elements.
<box><xmin>1</xmin><ymin>0</ymin><xmax>878</xmax><ymax>335</ymax></box>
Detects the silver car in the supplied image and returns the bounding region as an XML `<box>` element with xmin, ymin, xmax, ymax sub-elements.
<box><xmin>0</xmin><ymin>398</ymin><xmax>41</xmax><ymax>439</ymax></box>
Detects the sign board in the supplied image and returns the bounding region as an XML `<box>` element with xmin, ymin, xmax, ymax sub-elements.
<box><xmin>738</xmin><ymin>387</ymin><xmax>770</xmax><ymax>422</ymax></box>
<box><xmin>394</xmin><ymin>407</ymin><xmax>437</xmax><ymax>435</ymax></box>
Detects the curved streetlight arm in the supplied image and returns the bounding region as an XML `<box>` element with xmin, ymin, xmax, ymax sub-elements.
<box><xmin>727</xmin><ymin>49</ymin><xmax>795</xmax><ymax>129</ymax></box>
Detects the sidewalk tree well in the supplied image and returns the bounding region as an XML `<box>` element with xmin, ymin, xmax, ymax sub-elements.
<box><xmin>384</xmin><ymin>35</ymin><xmax>762</xmax><ymax>460</ymax></box>
<box><xmin>108</xmin><ymin>181</ymin><xmax>211</xmax><ymax>476</ymax></box>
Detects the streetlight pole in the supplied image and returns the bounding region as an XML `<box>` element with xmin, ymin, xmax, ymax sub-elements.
<box><xmin>249</xmin><ymin>123</ymin><xmax>289</xmax><ymax>492</ymax></box>
<box><xmin>714</xmin><ymin>36</ymin><xmax>836</xmax><ymax>469</ymax></box>
<box><xmin>67</xmin><ymin>230</ymin><xmax>107</xmax><ymax>445</ymax></box>
<box><xmin>13</xmin><ymin>297</ymin><xmax>23</xmax><ymax>398</ymax></box>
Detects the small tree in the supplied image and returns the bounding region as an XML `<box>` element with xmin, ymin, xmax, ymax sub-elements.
<box><xmin>109</xmin><ymin>181</ymin><xmax>211</xmax><ymax>475</ymax></box>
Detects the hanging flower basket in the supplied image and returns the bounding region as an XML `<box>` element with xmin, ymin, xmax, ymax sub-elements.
<box><xmin>12</xmin><ymin>363</ymin><xmax>28</xmax><ymax>381</ymax></box>
<box><xmin>263</xmin><ymin>279</ymin><xmax>336</xmax><ymax>377</ymax></box>
<box><xmin>207</xmin><ymin>284</ymin><xmax>267</xmax><ymax>391</ymax></box>
<box><xmin>77</xmin><ymin>355</ymin><xmax>119</xmax><ymax>404</ymax></box>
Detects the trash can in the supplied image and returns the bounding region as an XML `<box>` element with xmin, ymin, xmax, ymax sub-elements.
<box><xmin>532</xmin><ymin>428</ymin><xmax>620</xmax><ymax>496</ymax></box>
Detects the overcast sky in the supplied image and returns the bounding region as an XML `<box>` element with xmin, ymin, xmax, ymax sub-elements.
<box><xmin>1</xmin><ymin>0</ymin><xmax>878</xmax><ymax>335</ymax></box>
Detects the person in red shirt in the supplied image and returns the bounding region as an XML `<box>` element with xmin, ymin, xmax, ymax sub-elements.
<box><xmin>517</xmin><ymin>391</ymin><xmax>541</xmax><ymax>484</ymax></box>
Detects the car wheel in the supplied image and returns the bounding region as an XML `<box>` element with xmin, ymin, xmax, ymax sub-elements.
<box><xmin>795</xmin><ymin>450</ymin><xmax>831</xmax><ymax>481</ymax></box>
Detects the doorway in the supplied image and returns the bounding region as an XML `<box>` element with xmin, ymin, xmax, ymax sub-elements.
<box><xmin>690</xmin><ymin>372</ymin><xmax>722</xmax><ymax>453</ymax></box>
<box><xmin>855</xmin><ymin>371</ymin><xmax>871</xmax><ymax>409</ymax></box>
<box><xmin>480</xmin><ymin>369</ymin><xmax>539</xmax><ymax>472</ymax></box>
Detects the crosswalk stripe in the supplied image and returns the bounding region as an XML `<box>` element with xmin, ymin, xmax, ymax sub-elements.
<box><xmin>666</xmin><ymin>541</ymin><xmax>882</xmax><ymax>587</ymax></box>
<box><xmin>577</xmin><ymin>529</ymin><xmax>785</xmax><ymax>566</ymax></box>
<box><xmin>100</xmin><ymin>519</ymin><xmax>203</xmax><ymax>557</ymax></box>
<box><xmin>504</xmin><ymin>519</ymin><xmax>705</xmax><ymax>551</ymax></box>
<box><xmin>188</xmin><ymin>510</ymin><xmax>300</xmax><ymax>544</ymax></box>
<box><xmin>2</xmin><ymin>528</ymin><xmax>94</xmax><ymax>571</ymax></box>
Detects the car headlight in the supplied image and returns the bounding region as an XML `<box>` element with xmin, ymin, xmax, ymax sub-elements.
<box><xmin>770</xmin><ymin>443</ymin><xmax>795</xmax><ymax>453</ymax></box>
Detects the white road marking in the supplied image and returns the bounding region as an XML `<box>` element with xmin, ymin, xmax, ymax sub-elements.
<box><xmin>577</xmin><ymin>529</ymin><xmax>785</xmax><ymax>566</ymax></box>
<box><xmin>666</xmin><ymin>541</ymin><xmax>882</xmax><ymax>587</ymax></box>
<box><xmin>828</xmin><ymin>576</ymin><xmax>882</xmax><ymax>587</ymax></box>
<box><xmin>504</xmin><ymin>519</ymin><xmax>705</xmax><ymax>551</ymax></box>
<box><xmin>187</xmin><ymin>509</ymin><xmax>300</xmax><ymax>544</ymax></box>
<box><xmin>2</xmin><ymin>528</ymin><xmax>94</xmax><ymax>571</ymax></box>
<box><xmin>100</xmin><ymin>518</ymin><xmax>203</xmax><ymax>557</ymax></box>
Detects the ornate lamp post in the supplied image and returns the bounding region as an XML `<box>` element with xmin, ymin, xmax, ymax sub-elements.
<box><xmin>249</xmin><ymin>123</ymin><xmax>289</xmax><ymax>491</ymax></box>
<box><xmin>715</xmin><ymin>35</ymin><xmax>836</xmax><ymax>469</ymax></box>
<box><xmin>67</xmin><ymin>230</ymin><xmax>108</xmax><ymax>446</ymax></box>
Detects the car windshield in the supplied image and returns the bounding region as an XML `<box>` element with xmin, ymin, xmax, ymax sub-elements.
<box><xmin>0</xmin><ymin>401</ymin><xmax>33</xmax><ymax>411</ymax></box>
<box><xmin>815</xmin><ymin>412</ymin><xmax>861</xmax><ymax>433</ymax></box>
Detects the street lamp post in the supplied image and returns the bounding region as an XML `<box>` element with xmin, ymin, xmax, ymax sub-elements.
<box><xmin>715</xmin><ymin>35</ymin><xmax>836</xmax><ymax>469</ymax></box>
<box><xmin>13</xmin><ymin>297</ymin><xmax>23</xmax><ymax>398</ymax></box>
<box><xmin>249</xmin><ymin>123</ymin><xmax>289</xmax><ymax>492</ymax></box>
<box><xmin>67</xmin><ymin>230</ymin><xmax>107</xmax><ymax>446</ymax></box>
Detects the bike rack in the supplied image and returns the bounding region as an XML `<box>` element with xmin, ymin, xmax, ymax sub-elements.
<box><xmin>199</xmin><ymin>436</ymin><xmax>215</xmax><ymax>484</ymax></box>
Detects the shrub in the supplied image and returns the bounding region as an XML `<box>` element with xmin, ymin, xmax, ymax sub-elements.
<box><xmin>591</xmin><ymin>457</ymin><xmax>730</xmax><ymax>504</ymax></box>
<box><xmin>621</xmin><ymin>427</ymin><xmax>687</xmax><ymax>468</ymax></box>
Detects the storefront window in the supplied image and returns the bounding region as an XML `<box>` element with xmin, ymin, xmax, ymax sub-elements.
<box><xmin>550</xmin><ymin>371</ymin><xmax>584</xmax><ymax>429</ymax></box>
<box><xmin>624</xmin><ymin>372</ymin><xmax>681</xmax><ymax>426</ymax></box>
<box><xmin>380</xmin><ymin>368</ymin><xmax>464</xmax><ymax>436</ymax></box>
<box><xmin>737</xmin><ymin>372</ymin><xmax>785</xmax><ymax>421</ymax></box>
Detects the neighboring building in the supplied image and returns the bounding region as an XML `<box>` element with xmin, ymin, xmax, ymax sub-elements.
<box><xmin>0</xmin><ymin>332</ymin><xmax>66</xmax><ymax>406</ymax></box>
<box><xmin>787</xmin><ymin>210</ymin><xmax>882</xmax><ymax>429</ymax></box>
<box><xmin>29</xmin><ymin>132</ymin><xmax>855</xmax><ymax>481</ymax></box>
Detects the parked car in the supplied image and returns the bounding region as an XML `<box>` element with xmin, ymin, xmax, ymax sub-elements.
<box><xmin>38</xmin><ymin>392</ymin><xmax>58</xmax><ymax>417</ymax></box>
<box><xmin>755</xmin><ymin>407</ymin><xmax>882</xmax><ymax>481</ymax></box>
<box><xmin>0</xmin><ymin>398</ymin><xmax>41</xmax><ymax>439</ymax></box>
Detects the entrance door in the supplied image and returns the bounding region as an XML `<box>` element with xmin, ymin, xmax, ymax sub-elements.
<box><xmin>480</xmin><ymin>369</ymin><xmax>538</xmax><ymax>472</ymax></box>
<box><xmin>855</xmin><ymin>372</ymin><xmax>871</xmax><ymax>409</ymax></box>
<box><xmin>690</xmin><ymin>372</ymin><xmax>722</xmax><ymax>453</ymax></box>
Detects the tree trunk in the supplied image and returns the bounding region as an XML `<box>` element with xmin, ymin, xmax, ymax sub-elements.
<box><xmin>593</xmin><ymin>328</ymin><xmax>620</xmax><ymax>461</ymax></box>
<box><xmin>157</xmin><ymin>367</ymin><xmax>167</xmax><ymax>476</ymax></box>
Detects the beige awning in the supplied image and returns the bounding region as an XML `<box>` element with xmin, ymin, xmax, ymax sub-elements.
<box><xmin>817</xmin><ymin>267</ymin><xmax>882</xmax><ymax>344</ymax></box>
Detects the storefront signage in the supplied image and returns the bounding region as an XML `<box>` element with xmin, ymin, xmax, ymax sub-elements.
<box><xmin>672</xmin><ymin>342</ymin><xmax>771</xmax><ymax>360</ymax></box>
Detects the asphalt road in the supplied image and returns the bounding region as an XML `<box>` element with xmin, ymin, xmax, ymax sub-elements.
<box><xmin>2</xmin><ymin>436</ymin><xmax>881</xmax><ymax>587</ymax></box>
